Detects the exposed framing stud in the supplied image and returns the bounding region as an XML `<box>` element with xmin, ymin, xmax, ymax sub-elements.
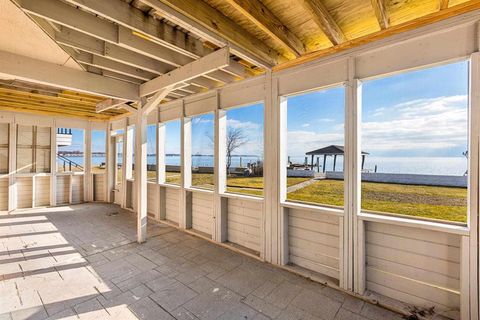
<box><xmin>299</xmin><ymin>0</ymin><xmax>347</xmax><ymax>46</ymax></box>
<box><xmin>371</xmin><ymin>0</ymin><xmax>390</xmax><ymax>30</ymax></box>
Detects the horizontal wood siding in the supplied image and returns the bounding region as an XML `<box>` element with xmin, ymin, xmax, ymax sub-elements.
<box><xmin>365</xmin><ymin>222</ymin><xmax>461</xmax><ymax>311</ymax></box>
<box><xmin>16</xmin><ymin>177</ymin><xmax>32</xmax><ymax>209</ymax></box>
<box><xmin>147</xmin><ymin>183</ymin><xmax>158</xmax><ymax>217</ymax></box>
<box><xmin>288</xmin><ymin>208</ymin><xmax>340</xmax><ymax>280</ymax></box>
<box><xmin>71</xmin><ymin>175</ymin><xmax>84</xmax><ymax>204</ymax></box>
<box><xmin>165</xmin><ymin>187</ymin><xmax>179</xmax><ymax>224</ymax></box>
<box><xmin>56</xmin><ymin>175</ymin><xmax>69</xmax><ymax>205</ymax></box>
<box><xmin>93</xmin><ymin>173</ymin><xmax>105</xmax><ymax>201</ymax></box>
<box><xmin>191</xmin><ymin>191</ymin><xmax>213</xmax><ymax>236</ymax></box>
<box><xmin>0</xmin><ymin>177</ymin><xmax>8</xmax><ymax>210</ymax></box>
<box><xmin>34</xmin><ymin>176</ymin><xmax>50</xmax><ymax>206</ymax></box>
<box><xmin>227</xmin><ymin>198</ymin><xmax>262</xmax><ymax>252</ymax></box>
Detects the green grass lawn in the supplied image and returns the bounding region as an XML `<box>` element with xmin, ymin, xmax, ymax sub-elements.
<box><xmin>287</xmin><ymin>180</ymin><xmax>467</xmax><ymax>223</ymax></box>
<box><xmin>143</xmin><ymin>171</ymin><xmax>468</xmax><ymax>223</ymax></box>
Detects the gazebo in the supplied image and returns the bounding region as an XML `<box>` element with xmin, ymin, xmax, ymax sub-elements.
<box><xmin>306</xmin><ymin>145</ymin><xmax>369</xmax><ymax>173</ymax></box>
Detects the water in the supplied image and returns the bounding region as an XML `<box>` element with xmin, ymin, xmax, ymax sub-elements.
<box><xmin>289</xmin><ymin>156</ymin><xmax>467</xmax><ymax>176</ymax></box>
<box><xmin>62</xmin><ymin>155</ymin><xmax>468</xmax><ymax>176</ymax></box>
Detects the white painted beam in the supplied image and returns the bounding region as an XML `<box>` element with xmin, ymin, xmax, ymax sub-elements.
<box><xmin>135</xmin><ymin>108</ymin><xmax>148</xmax><ymax>243</ymax></box>
<box><xmin>96</xmin><ymin>99</ymin><xmax>128</xmax><ymax>113</ymax></box>
<box><xmin>140</xmin><ymin>48</ymin><xmax>230</xmax><ymax>97</ymax></box>
<box><xmin>0</xmin><ymin>50</ymin><xmax>139</xmax><ymax>100</ymax></box>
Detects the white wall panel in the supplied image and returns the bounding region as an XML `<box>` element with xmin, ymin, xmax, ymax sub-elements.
<box><xmin>56</xmin><ymin>175</ymin><xmax>69</xmax><ymax>205</ymax></box>
<box><xmin>147</xmin><ymin>182</ymin><xmax>158</xmax><ymax>218</ymax></box>
<box><xmin>71</xmin><ymin>175</ymin><xmax>84</xmax><ymax>204</ymax></box>
<box><xmin>219</xmin><ymin>76</ymin><xmax>265</xmax><ymax>109</ymax></box>
<box><xmin>184</xmin><ymin>92</ymin><xmax>216</xmax><ymax>117</ymax></box>
<box><xmin>16</xmin><ymin>177</ymin><xmax>32</xmax><ymax>209</ymax></box>
<box><xmin>0</xmin><ymin>176</ymin><xmax>8</xmax><ymax>210</ymax></box>
<box><xmin>34</xmin><ymin>176</ymin><xmax>50</xmax><ymax>206</ymax></box>
<box><xmin>288</xmin><ymin>208</ymin><xmax>340</xmax><ymax>280</ymax></box>
<box><xmin>191</xmin><ymin>191</ymin><xmax>213</xmax><ymax>236</ymax></box>
<box><xmin>227</xmin><ymin>197</ymin><xmax>262</xmax><ymax>252</ymax></box>
<box><xmin>93</xmin><ymin>173</ymin><xmax>105</xmax><ymax>201</ymax></box>
<box><xmin>165</xmin><ymin>187</ymin><xmax>179</xmax><ymax>224</ymax></box>
<box><xmin>365</xmin><ymin>222</ymin><xmax>461</xmax><ymax>312</ymax></box>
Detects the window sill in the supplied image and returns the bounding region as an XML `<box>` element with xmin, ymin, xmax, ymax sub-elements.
<box><xmin>186</xmin><ymin>187</ymin><xmax>214</xmax><ymax>194</ymax></box>
<box><xmin>220</xmin><ymin>192</ymin><xmax>264</xmax><ymax>203</ymax></box>
<box><xmin>281</xmin><ymin>201</ymin><xmax>344</xmax><ymax>217</ymax></box>
<box><xmin>358</xmin><ymin>212</ymin><xmax>469</xmax><ymax>236</ymax></box>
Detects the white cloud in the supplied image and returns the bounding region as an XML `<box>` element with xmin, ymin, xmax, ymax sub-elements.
<box><xmin>227</xmin><ymin>119</ymin><xmax>260</xmax><ymax>131</ymax></box>
<box><xmin>286</xmin><ymin>95</ymin><xmax>468</xmax><ymax>157</ymax></box>
<box><xmin>363</xmin><ymin>95</ymin><xmax>467</xmax><ymax>153</ymax></box>
<box><xmin>301</xmin><ymin>123</ymin><xmax>310</xmax><ymax>128</ymax></box>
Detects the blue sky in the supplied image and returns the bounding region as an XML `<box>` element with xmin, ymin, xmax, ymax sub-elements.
<box><xmin>287</xmin><ymin>60</ymin><xmax>469</xmax><ymax>158</ymax></box>
<box><xmin>77</xmin><ymin>60</ymin><xmax>469</xmax><ymax>160</ymax></box>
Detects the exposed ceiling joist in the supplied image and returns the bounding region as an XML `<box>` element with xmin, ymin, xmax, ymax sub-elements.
<box><xmin>371</xmin><ymin>0</ymin><xmax>390</xmax><ymax>30</ymax></box>
<box><xmin>60</xmin><ymin>0</ymin><xmax>252</xmax><ymax>76</ymax></box>
<box><xmin>141</xmin><ymin>47</ymin><xmax>230</xmax><ymax>97</ymax></box>
<box><xmin>96</xmin><ymin>99</ymin><xmax>128</xmax><ymax>113</ymax></box>
<box><xmin>54</xmin><ymin>27</ymin><xmax>221</xmax><ymax>90</ymax></box>
<box><xmin>299</xmin><ymin>0</ymin><xmax>347</xmax><ymax>46</ymax></box>
<box><xmin>0</xmin><ymin>50</ymin><xmax>138</xmax><ymax>100</ymax></box>
<box><xmin>141</xmin><ymin>0</ymin><xmax>279</xmax><ymax>66</ymax></box>
<box><xmin>440</xmin><ymin>0</ymin><xmax>450</xmax><ymax>10</ymax></box>
<box><xmin>223</xmin><ymin>0</ymin><xmax>305</xmax><ymax>58</ymax></box>
<box><xmin>16</xmin><ymin>0</ymin><xmax>241</xmax><ymax>84</ymax></box>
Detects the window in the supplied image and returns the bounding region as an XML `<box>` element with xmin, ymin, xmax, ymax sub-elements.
<box><xmin>17</xmin><ymin>125</ymin><xmax>51</xmax><ymax>174</ymax></box>
<box><xmin>225</xmin><ymin>103</ymin><xmax>264</xmax><ymax>196</ymax></box>
<box><xmin>285</xmin><ymin>87</ymin><xmax>345</xmax><ymax>208</ymax></box>
<box><xmin>57</xmin><ymin>128</ymin><xmax>84</xmax><ymax>172</ymax></box>
<box><xmin>190</xmin><ymin>113</ymin><xmax>214</xmax><ymax>190</ymax></box>
<box><xmin>115</xmin><ymin>135</ymin><xmax>123</xmax><ymax>185</ymax></box>
<box><xmin>0</xmin><ymin>123</ymin><xmax>8</xmax><ymax>174</ymax></box>
<box><xmin>164</xmin><ymin>120</ymin><xmax>181</xmax><ymax>185</ymax></box>
<box><xmin>91</xmin><ymin>130</ymin><xmax>106</xmax><ymax>173</ymax></box>
<box><xmin>147</xmin><ymin>124</ymin><xmax>157</xmax><ymax>182</ymax></box>
<box><xmin>361</xmin><ymin>61</ymin><xmax>468</xmax><ymax>223</ymax></box>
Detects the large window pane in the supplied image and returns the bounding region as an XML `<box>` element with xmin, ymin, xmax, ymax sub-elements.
<box><xmin>361</xmin><ymin>61</ymin><xmax>468</xmax><ymax>223</ymax></box>
<box><xmin>57</xmin><ymin>128</ymin><xmax>84</xmax><ymax>172</ymax></box>
<box><xmin>285</xmin><ymin>87</ymin><xmax>345</xmax><ymax>208</ymax></box>
<box><xmin>165</xmin><ymin>120</ymin><xmax>181</xmax><ymax>185</ymax></box>
<box><xmin>147</xmin><ymin>124</ymin><xmax>157</xmax><ymax>182</ymax></box>
<box><xmin>191</xmin><ymin>113</ymin><xmax>214</xmax><ymax>189</ymax></box>
<box><xmin>225</xmin><ymin>103</ymin><xmax>264</xmax><ymax>196</ymax></box>
<box><xmin>92</xmin><ymin>130</ymin><xmax>106</xmax><ymax>173</ymax></box>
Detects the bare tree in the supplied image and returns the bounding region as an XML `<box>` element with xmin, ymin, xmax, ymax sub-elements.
<box><xmin>226</xmin><ymin>128</ymin><xmax>248</xmax><ymax>173</ymax></box>
<box><xmin>206</xmin><ymin>127</ymin><xmax>248</xmax><ymax>174</ymax></box>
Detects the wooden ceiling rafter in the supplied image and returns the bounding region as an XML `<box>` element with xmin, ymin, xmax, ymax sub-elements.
<box><xmin>440</xmin><ymin>0</ymin><xmax>450</xmax><ymax>10</ymax></box>
<box><xmin>371</xmin><ymin>0</ymin><xmax>390</xmax><ymax>30</ymax></box>
<box><xmin>223</xmin><ymin>0</ymin><xmax>305</xmax><ymax>57</ymax></box>
<box><xmin>299</xmin><ymin>0</ymin><xmax>347</xmax><ymax>46</ymax></box>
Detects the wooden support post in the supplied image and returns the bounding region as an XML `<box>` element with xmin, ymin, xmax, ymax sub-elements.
<box><xmin>322</xmin><ymin>155</ymin><xmax>326</xmax><ymax>173</ymax></box>
<box><xmin>85</xmin><ymin>122</ymin><xmax>92</xmax><ymax>202</ymax></box>
<box><xmin>310</xmin><ymin>154</ymin><xmax>314</xmax><ymax>171</ymax></box>
<box><xmin>121</xmin><ymin>120</ymin><xmax>128</xmax><ymax>208</ymax></box>
<box><xmin>180</xmin><ymin>111</ymin><xmax>192</xmax><ymax>229</ymax></box>
<box><xmin>8</xmin><ymin>120</ymin><xmax>16</xmax><ymax>211</ymax></box>
<box><xmin>50</xmin><ymin>121</ymin><xmax>57</xmax><ymax>206</ymax></box>
<box><xmin>279</xmin><ymin>96</ymin><xmax>289</xmax><ymax>265</ymax></box>
<box><xmin>135</xmin><ymin>107</ymin><xmax>148</xmax><ymax>243</ymax></box>
<box><xmin>468</xmin><ymin>51</ymin><xmax>480</xmax><ymax>320</ymax></box>
<box><xmin>214</xmin><ymin>99</ymin><xmax>227</xmax><ymax>242</ymax></box>
<box><xmin>333</xmin><ymin>154</ymin><xmax>337</xmax><ymax>172</ymax></box>
<box><xmin>361</xmin><ymin>154</ymin><xmax>366</xmax><ymax>170</ymax></box>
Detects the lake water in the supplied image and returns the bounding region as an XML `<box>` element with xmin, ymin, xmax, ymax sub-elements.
<box><xmin>64</xmin><ymin>155</ymin><xmax>468</xmax><ymax>176</ymax></box>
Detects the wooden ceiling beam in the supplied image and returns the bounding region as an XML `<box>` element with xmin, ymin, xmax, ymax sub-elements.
<box><xmin>0</xmin><ymin>100</ymin><xmax>113</xmax><ymax>119</ymax></box>
<box><xmin>371</xmin><ymin>0</ymin><xmax>390</xmax><ymax>30</ymax></box>
<box><xmin>141</xmin><ymin>47</ymin><xmax>230</xmax><ymax>97</ymax></box>
<box><xmin>299</xmin><ymin>0</ymin><xmax>347</xmax><ymax>46</ymax></box>
<box><xmin>0</xmin><ymin>50</ymin><xmax>138</xmax><ymax>100</ymax></box>
<box><xmin>64</xmin><ymin>0</ymin><xmax>253</xmax><ymax>76</ymax></box>
<box><xmin>224</xmin><ymin>0</ymin><xmax>305</xmax><ymax>57</ymax></box>
<box><xmin>142</xmin><ymin>0</ymin><xmax>279</xmax><ymax>66</ymax></box>
<box><xmin>17</xmin><ymin>0</ymin><xmax>241</xmax><ymax>85</ymax></box>
<box><xmin>440</xmin><ymin>0</ymin><xmax>450</xmax><ymax>10</ymax></box>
